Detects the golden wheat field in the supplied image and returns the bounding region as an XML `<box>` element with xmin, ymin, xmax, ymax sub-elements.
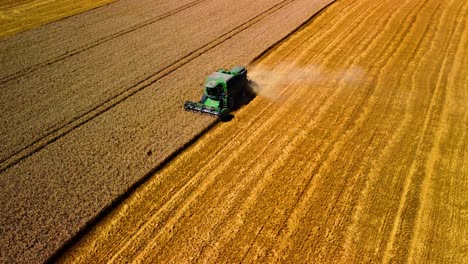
<box><xmin>1</xmin><ymin>0</ymin><xmax>467</xmax><ymax>263</ymax></box>
<box><xmin>0</xmin><ymin>0</ymin><xmax>115</xmax><ymax>39</ymax></box>
<box><xmin>56</xmin><ymin>0</ymin><xmax>467</xmax><ymax>263</ymax></box>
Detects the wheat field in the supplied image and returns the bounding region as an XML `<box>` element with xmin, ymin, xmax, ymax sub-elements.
<box><xmin>0</xmin><ymin>0</ymin><xmax>115</xmax><ymax>39</ymax></box>
<box><xmin>56</xmin><ymin>0</ymin><xmax>467</xmax><ymax>263</ymax></box>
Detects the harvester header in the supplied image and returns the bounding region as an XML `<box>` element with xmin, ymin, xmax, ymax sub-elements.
<box><xmin>184</xmin><ymin>66</ymin><xmax>250</xmax><ymax>119</ymax></box>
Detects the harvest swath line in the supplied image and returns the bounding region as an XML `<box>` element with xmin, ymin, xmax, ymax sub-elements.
<box><xmin>134</xmin><ymin>0</ymin><xmax>388</xmax><ymax>255</ymax></box>
<box><xmin>321</xmin><ymin>0</ymin><xmax>437</xmax><ymax>260</ymax></box>
<box><xmin>0</xmin><ymin>0</ymin><xmax>209</xmax><ymax>84</ymax></box>
<box><xmin>0</xmin><ymin>0</ymin><xmax>32</xmax><ymax>9</ymax></box>
<box><xmin>0</xmin><ymin>0</ymin><xmax>297</xmax><ymax>173</ymax></box>
<box><xmin>133</xmin><ymin>136</ymin><xmax>283</xmax><ymax>262</ymax></box>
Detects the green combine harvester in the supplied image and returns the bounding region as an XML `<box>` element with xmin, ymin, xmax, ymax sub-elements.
<box><xmin>184</xmin><ymin>66</ymin><xmax>251</xmax><ymax>119</ymax></box>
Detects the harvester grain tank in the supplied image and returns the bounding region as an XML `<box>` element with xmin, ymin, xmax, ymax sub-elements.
<box><xmin>184</xmin><ymin>66</ymin><xmax>250</xmax><ymax>119</ymax></box>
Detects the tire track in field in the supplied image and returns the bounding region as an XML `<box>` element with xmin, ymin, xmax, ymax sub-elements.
<box><xmin>0</xmin><ymin>0</ymin><xmax>296</xmax><ymax>173</ymax></box>
<box><xmin>250</xmin><ymin>0</ymin><xmax>458</xmax><ymax>260</ymax></box>
<box><xmin>324</xmin><ymin>0</ymin><xmax>442</xmax><ymax>259</ymax></box>
<box><xmin>327</xmin><ymin>0</ymin><xmax>467</xmax><ymax>262</ymax></box>
<box><xmin>314</xmin><ymin>1</ymin><xmax>443</xmax><ymax>260</ymax></box>
<box><xmin>0</xmin><ymin>0</ymin><xmax>208</xmax><ymax>84</ymax></box>
<box><xmin>309</xmin><ymin>1</ymin><xmax>441</xmax><ymax>261</ymax></box>
<box><xmin>380</xmin><ymin>1</ymin><xmax>448</xmax><ymax>261</ymax></box>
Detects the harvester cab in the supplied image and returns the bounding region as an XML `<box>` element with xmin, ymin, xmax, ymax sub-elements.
<box><xmin>184</xmin><ymin>66</ymin><xmax>251</xmax><ymax>119</ymax></box>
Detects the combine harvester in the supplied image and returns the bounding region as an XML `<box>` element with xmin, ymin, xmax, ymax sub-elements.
<box><xmin>184</xmin><ymin>66</ymin><xmax>253</xmax><ymax>120</ymax></box>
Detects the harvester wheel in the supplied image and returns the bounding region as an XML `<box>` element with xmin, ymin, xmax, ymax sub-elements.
<box><xmin>228</xmin><ymin>96</ymin><xmax>235</xmax><ymax>109</ymax></box>
<box><xmin>219</xmin><ymin>108</ymin><xmax>229</xmax><ymax>117</ymax></box>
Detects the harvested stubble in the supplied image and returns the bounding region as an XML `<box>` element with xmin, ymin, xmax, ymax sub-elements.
<box><xmin>0</xmin><ymin>0</ymin><xmax>334</xmax><ymax>263</ymax></box>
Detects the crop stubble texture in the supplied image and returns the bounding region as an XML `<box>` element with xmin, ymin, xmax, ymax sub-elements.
<box><xmin>0</xmin><ymin>0</ymin><xmax>335</xmax><ymax>263</ymax></box>
<box><xmin>57</xmin><ymin>0</ymin><xmax>467</xmax><ymax>263</ymax></box>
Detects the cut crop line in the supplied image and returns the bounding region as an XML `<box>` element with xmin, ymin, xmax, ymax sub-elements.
<box><xmin>0</xmin><ymin>0</ymin><xmax>209</xmax><ymax>84</ymax></box>
<box><xmin>150</xmin><ymin>137</ymin><xmax>282</xmax><ymax>262</ymax></box>
<box><xmin>0</xmin><ymin>0</ymin><xmax>296</xmax><ymax>173</ymax></box>
<box><xmin>250</xmin><ymin>0</ymin><xmax>361</xmax><ymax>65</ymax></box>
<box><xmin>322</xmin><ymin>1</ymin><xmax>439</xmax><ymax>260</ymax></box>
<box><xmin>239</xmin><ymin>218</ymin><xmax>269</xmax><ymax>263</ymax></box>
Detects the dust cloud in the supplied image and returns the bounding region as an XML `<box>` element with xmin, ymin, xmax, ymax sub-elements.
<box><xmin>248</xmin><ymin>62</ymin><xmax>364</xmax><ymax>100</ymax></box>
